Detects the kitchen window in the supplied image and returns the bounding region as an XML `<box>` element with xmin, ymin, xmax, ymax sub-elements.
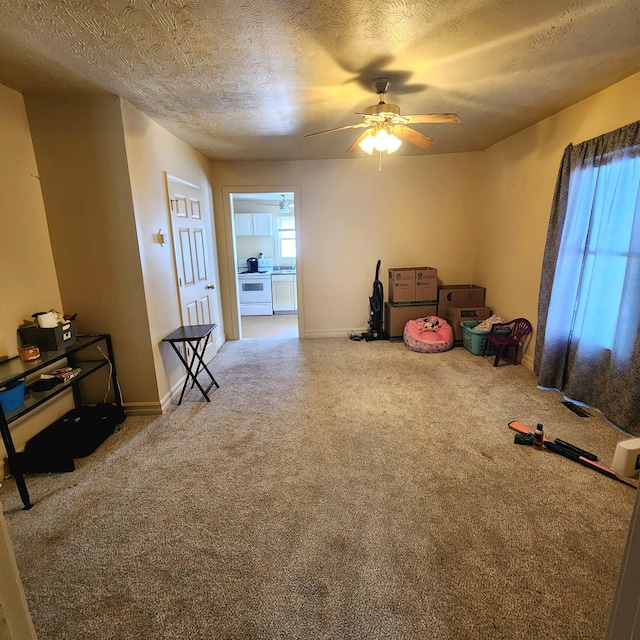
<box><xmin>277</xmin><ymin>215</ymin><xmax>296</xmax><ymax>260</ymax></box>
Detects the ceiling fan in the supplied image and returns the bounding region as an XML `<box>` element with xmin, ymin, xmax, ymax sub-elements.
<box><xmin>256</xmin><ymin>194</ymin><xmax>294</xmax><ymax>210</ymax></box>
<box><xmin>305</xmin><ymin>77</ymin><xmax>460</xmax><ymax>155</ymax></box>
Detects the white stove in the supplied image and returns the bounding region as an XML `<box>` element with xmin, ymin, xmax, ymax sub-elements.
<box><xmin>238</xmin><ymin>258</ymin><xmax>273</xmax><ymax>316</ymax></box>
<box><xmin>238</xmin><ymin>257</ymin><xmax>273</xmax><ymax>275</ymax></box>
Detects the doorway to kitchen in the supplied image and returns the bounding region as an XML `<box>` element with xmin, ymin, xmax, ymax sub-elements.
<box><xmin>241</xmin><ymin>314</ymin><xmax>298</xmax><ymax>339</ymax></box>
<box><xmin>230</xmin><ymin>191</ymin><xmax>299</xmax><ymax>340</ymax></box>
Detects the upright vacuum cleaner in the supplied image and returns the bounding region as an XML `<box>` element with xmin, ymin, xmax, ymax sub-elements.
<box><xmin>363</xmin><ymin>260</ymin><xmax>389</xmax><ymax>341</ymax></box>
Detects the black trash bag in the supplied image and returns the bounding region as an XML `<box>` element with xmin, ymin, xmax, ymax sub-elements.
<box><xmin>61</xmin><ymin>404</ymin><xmax>126</xmax><ymax>458</ymax></box>
<box><xmin>15</xmin><ymin>403</ymin><xmax>126</xmax><ymax>474</ymax></box>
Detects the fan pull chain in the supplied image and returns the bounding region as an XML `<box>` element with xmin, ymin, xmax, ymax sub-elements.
<box><xmin>379</xmin><ymin>150</ymin><xmax>383</xmax><ymax>171</ymax></box>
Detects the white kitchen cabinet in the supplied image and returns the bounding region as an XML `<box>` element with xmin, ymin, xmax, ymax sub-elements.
<box><xmin>235</xmin><ymin>213</ymin><xmax>253</xmax><ymax>236</ymax></box>
<box><xmin>271</xmin><ymin>274</ymin><xmax>297</xmax><ymax>313</ymax></box>
<box><xmin>253</xmin><ymin>213</ymin><xmax>273</xmax><ymax>236</ymax></box>
<box><xmin>235</xmin><ymin>213</ymin><xmax>273</xmax><ymax>236</ymax></box>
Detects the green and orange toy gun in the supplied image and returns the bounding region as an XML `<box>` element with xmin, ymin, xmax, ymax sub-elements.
<box><xmin>508</xmin><ymin>421</ymin><xmax>637</xmax><ymax>489</ymax></box>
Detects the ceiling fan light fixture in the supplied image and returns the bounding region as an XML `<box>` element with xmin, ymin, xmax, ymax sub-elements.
<box><xmin>358</xmin><ymin>127</ymin><xmax>402</xmax><ymax>154</ymax></box>
<box><xmin>306</xmin><ymin>77</ymin><xmax>457</xmax><ymax>161</ymax></box>
<box><xmin>382</xmin><ymin>132</ymin><xmax>402</xmax><ymax>154</ymax></box>
<box><xmin>371</xmin><ymin>77</ymin><xmax>392</xmax><ymax>96</ymax></box>
<box><xmin>373</xmin><ymin>128</ymin><xmax>390</xmax><ymax>151</ymax></box>
<box><xmin>358</xmin><ymin>132</ymin><xmax>376</xmax><ymax>155</ymax></box>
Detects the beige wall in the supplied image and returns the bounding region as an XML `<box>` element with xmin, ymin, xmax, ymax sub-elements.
<box><xmin>211</xmin><ymin>153</ymin><xmax>485</xmax><ymax>339</ymax></box>
<box><xmin>24</xmin><ymin>94</ymin><xmax>159</xmax><ymax>410</ymax></box>
<box><xmin>0</xmin><ymin>85</ymin><xmax>73</xmax><ymax>462</ymax></box>
<box><xmin>120</xmin><ymin>100</ymin><xmax>224</xmax><ymax>407</ymax></box>
<box><xmin>478</xmin><ymin>71</ymin><xmax>640</xmax><ymax>367</ymax></box>
<box><xmin>0</xmin><ymin>85</ymin><xmax>61</xmax><ymax>351</ymax></box>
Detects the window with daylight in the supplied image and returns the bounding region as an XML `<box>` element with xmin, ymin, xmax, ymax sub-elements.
<box><xmin>277</xmin><ymin>215</ymin><xmax>296</xmax><ymax>260</ymax></box>
<box><xmin>535</xmin><ymin>121</ymin><xmax>640</xmax><ymax>434</ymax></box>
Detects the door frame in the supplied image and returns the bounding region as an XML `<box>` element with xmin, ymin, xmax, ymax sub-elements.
<box><xmin>221</xmin><ymin>185</ymin><xmax>302</xmax><ymax>340</ymax></box>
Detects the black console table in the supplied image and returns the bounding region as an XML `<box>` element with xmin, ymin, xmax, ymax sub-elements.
<box><xmin>162</xmin><ymin>324</ymin><xmax>219</xmax><ymax>404</ymax></box>
<box><xmin>0</xmin><ymin>334</ymin><xmax>122</xmax><ymax>510</ymax></box>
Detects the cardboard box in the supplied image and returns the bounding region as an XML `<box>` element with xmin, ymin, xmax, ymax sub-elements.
<box><xmin>385</xmin><ymin>302</ymin><xmax>437</xmax><ymax>339</ymax></box>
<box><xmin>19</xmin><ymin>319</ymin><xmax>77</xmax><ymax>352</ymax></box>
<box><xmin>388</xmin><ymin>268</ymin><xmax>416</xmax><ymax>303</ymax></box>
<box><xmin>446</xmin><ymin>306</ymin><xmax>491</xmax><ymax>343</ymax></box>
<box><xmin>416</xmin><ymin>274</ymin><xmax>437</xmax><ymax>302</ymax></box>
<box><xmin>438</xmin><ymin>284</ymin><xmax>486</xmax><ymax>316</ymax></box>
<box><xmin>389</xmin><ymin>266</ymin><xmax>438</xmax><ymax>304</ymax></box>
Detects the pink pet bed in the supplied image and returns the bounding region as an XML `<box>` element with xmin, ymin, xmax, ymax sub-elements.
<box><xmin>403</xmin><ymin>316</ymin><xmax>455</xmax><ymax>353</ymax></box>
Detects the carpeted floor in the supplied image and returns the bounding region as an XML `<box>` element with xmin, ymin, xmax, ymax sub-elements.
<box><xmin>1</xmin><ymin>337</ymin><xmax>637</xmax><ymax>639</ymax></box>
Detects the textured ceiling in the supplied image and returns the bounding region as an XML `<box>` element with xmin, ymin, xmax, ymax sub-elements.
<box><xmin>0</xmin><ymin>0</ymin><xmax>639</xmax><ymax>161</ymax></box>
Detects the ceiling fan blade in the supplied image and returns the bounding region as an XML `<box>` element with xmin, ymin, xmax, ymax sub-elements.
<box><xmin>347</xmin><ymin>130</ymin><xmax>374</xmax><ymax>153</ymax></box>
<box><xmin>404</xmin><ymin>113</ymin><xmax>460</xmax><ymax>124</ymax></box>
<box><xmin>394</xmin><ymin>126</ymin><xmax>435</xmax><ymax>149</ymax></box>
<box><xmin>305</xmin><ymin>122</ymin><xmax>369</xmax><ymax>138</ymax></box>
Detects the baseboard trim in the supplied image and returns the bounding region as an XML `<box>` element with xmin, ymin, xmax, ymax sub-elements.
<box><xmin>303</xmin><ymin>329</ymin><xmax>365</xmax><ymax>339</ymax></box>
<box><xmin>123</xmin><ymin>401</ymin><xmax>163</xmax><ymax>416</ymax></box>
<box><xmin>159</xmin><ymin>377</ymin><xmax>192</xmax><ymax>412</ymax></box>
<box><xmin>522</xmin><ymin>352</ymin><xmax>534</xmax><ymax>372</ymax></box>
<box><xmin>160</xmin><ymin>387</ymin><xmax>176</xmax><ymax>412</ymax></box>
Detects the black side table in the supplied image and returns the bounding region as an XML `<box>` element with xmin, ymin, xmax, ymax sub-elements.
<box><xmin>162</xmin><ymin>324</ymin><xmax>219</xmax><ymax>404</ymax></box>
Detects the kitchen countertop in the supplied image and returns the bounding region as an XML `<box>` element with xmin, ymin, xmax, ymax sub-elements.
<box><xmin>272</xmin><ymin>268</ymin><xmax>296</xmax><ymax>274</ymax></box>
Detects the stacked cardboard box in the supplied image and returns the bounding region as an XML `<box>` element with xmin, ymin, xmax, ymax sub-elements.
<box><xmin>438</xmin><ymin>284</ymin><xmax>486</xmax><ymax>317</ymax></box>
<box><xmin>388</xmin><ymin>266</ymin><xmax>438</xmax><ymax>304</ymax></box>
<box><xmin>446</xmin><ymin>306</ymin><xmax>492</xmax><ymax>343</ymax></box>
<box><xmin>385</xmin><ymin>302</ymin><xmax>438</xmax><ymax>340</ymax></box>
<box><xmin>386</xmin><ymin>266</ymin><xmax>438</xmax><ymax>339</ymax></box>
<box><xmin>437</xmin><ymin>285</ymin><xmax>488</xmax><ymax>344</ymax></box>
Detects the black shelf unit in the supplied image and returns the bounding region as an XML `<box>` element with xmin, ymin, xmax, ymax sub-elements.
<box><xmin>0</xmin><ymin>334</ymin><xmax>122</xmax><ymax>509</ymax></box>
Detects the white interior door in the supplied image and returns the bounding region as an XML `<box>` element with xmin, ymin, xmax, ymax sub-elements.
<box><xmin>166</xmin><ymin>174</ymin><xmax>218</xmax><ymax>361</ymax></box>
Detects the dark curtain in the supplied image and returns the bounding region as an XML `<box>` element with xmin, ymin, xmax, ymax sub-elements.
<box><xmin>535</xmin><ymin>121</ymin><xmax>640</xmax><ymax>434</ymax></box>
